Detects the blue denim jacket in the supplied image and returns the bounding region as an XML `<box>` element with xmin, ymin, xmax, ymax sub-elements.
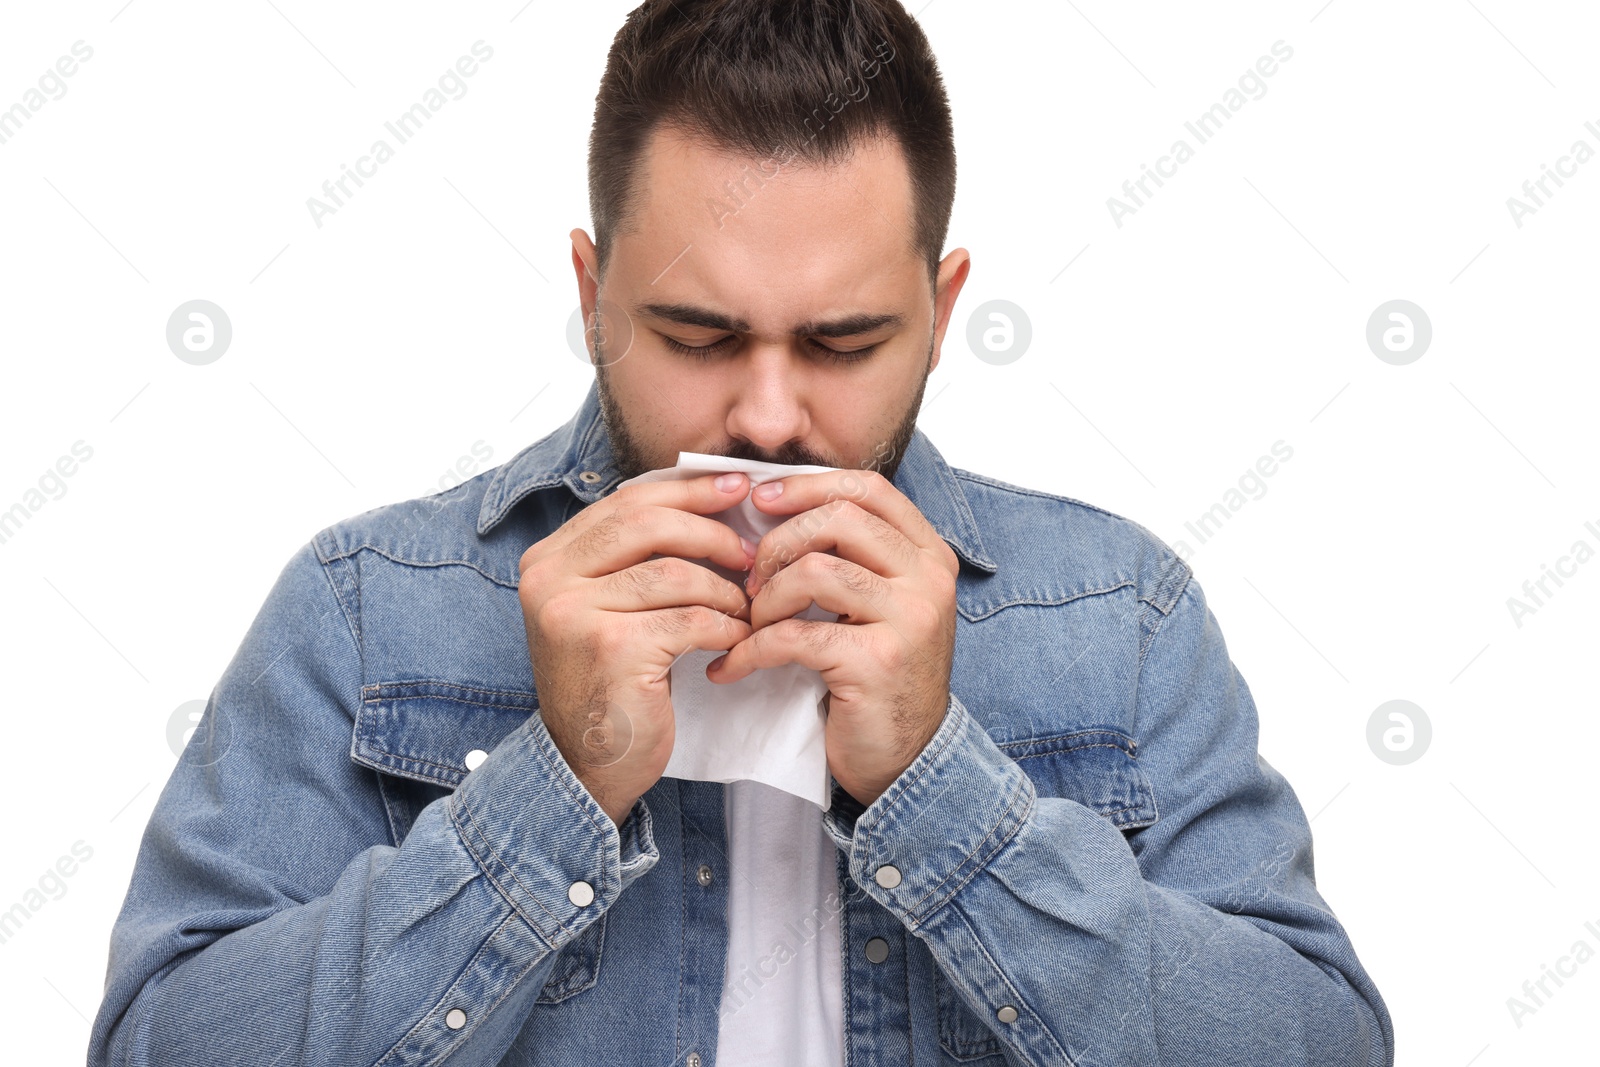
<box><xmin>89</xmin><ymin>380</ymin><xmax>1394</xmax><ymax>1066</ymax></box>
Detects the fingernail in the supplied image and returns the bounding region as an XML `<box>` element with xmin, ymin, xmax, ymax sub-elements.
<box><xmin>755</xmin><ymin>480</ymin><xmax>783</xmax><ymax>500</ymax></box>
<box><xmin>739</xmin><ymin>535</ymin><xmax>756</xmax><ymax>557</ymax></box>
<box><xmin>709</xmin><ymin>654</ymin><xmax>727</xmax><ymax>672</ymax></box>
<box><xmin>715</xmin><ymin>472</ymin><xmax>744</xmax><ymax>492</ymax></box>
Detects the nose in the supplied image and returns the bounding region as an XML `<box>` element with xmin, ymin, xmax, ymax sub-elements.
<box><xmin>724</xmin><ymin>344</ymin><xmax>811</xmax><ymax>456</ymax></box>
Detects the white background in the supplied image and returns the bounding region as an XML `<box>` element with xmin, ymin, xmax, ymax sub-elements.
<box><xmin>2</xmin><ymin>1</ymin><xmax>1596</xmax><ymax>1062</ymax></box>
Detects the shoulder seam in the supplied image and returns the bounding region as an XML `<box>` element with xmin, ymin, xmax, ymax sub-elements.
<box><xmin>952</xmin><ymin>468</ymin><xmax>1130</xmax><ymax>521</ymax></box>
<box><xmin>1139</xmin><ymin>571</ymin><xmax>1197</xmax><ymax>671</ymax></box>
<box><xmin>311</xmin><ymin>530</ymin><xmax>364</xmax><ymax>662</ymax></box>
<box><xmin>953</xmin><ymin>466</ymin><xmax>1191</xmax><ymax>618</ymax></box>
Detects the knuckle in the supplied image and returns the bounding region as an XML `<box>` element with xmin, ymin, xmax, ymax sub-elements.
<box><xmin>611</xmin><ymin>567</ymin><xmax>648</xmax><ymax>603</ymax></box>
<box><xmin>621</xmin><ymin>558</ymin><xmax>669</xmax><ymax>597</ymax></box>
<box><xmin>834</xmin><ymin>559</ymin><xmax>876</xmax><ymax>598</ymax></box>
<box><xmin>517</xmin><ymin>569</ymin><xmax>541</xmax><ymax>611</ymax></box>
<box><xmin>798</xmin><ymin>552</ymin><xmax>832</xmax><ymax>582</ymax></box>
<box><xmin>645</xmin><ymin>605</ymin><xmax>698</xmax><ymax>637</ymax></box>
<box><xmin>907</xmin><ymin>600</ymin><xmax>939</xmax><ymax>636</ymax></box>
<box><xmin>534</xmin><ymin>589</ymin><xmax>576</xmax><ymax>632</ymax></box>
<box><xmin>684</xmin><ymin>604</ymin><xmax>718</xmax><ymax>629</ymax></box>
<box><xmin>619</xmin><ymin>506</ymin><xmax>654</xmax><ymax>534</ymax></box>
<box><xmin>867</xmin><ymin>512</ymin><xmax>901</xmax><ymax>548</ymax></box>
<box><xmin>798</xmin><ymin>617</ymin><xmax>841</xmax><ymax>650</ymax></box>
<box><xmin>699</xmin><ymin>605</ymin><xmax>740</xmax><ymax>635</ymax></box>
<box><xmin>571</xmin><ymin>511</ymin><xmax>624</xmax><ymax>557</ymax></box>
<box><xmin>899</xmin><ymin>537</ymin><xmax>922</xmax><ymax>569</ymax></box>
<box><xmin>667</xmin><ymin>557</ymin><xmax>705</xmax><ymax>588</ymax></box>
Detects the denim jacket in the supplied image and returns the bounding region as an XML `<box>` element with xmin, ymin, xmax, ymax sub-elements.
<box><xmin>89</xmin><ymin>380</ymin><xmax>1394</xmax><ymax>1066</ymax></box>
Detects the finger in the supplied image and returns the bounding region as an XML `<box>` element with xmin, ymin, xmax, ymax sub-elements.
<box><xmin>523</xmin><ymin>471</ymin><xmax>752</xmax><ymax>573</ymax></box>
<box><xmin>709</xmin><ymin>617</ymin><xmax>857</xmax><ymax>684</ymax></box>
<box><xmin>631</xmin><ymin>605</ymin><xmax>754</xmax><ymax>678</ymax></box>
<box><xmin>612</xmin><ymin>469</ymin><xmax>753</xmax><ymax>516</ymax></box>
<box><xmin>560</xmin><ymin>503</ymin><xmax>757</xmax><ymax>579</ymax></box>
<box><xmin>749</xmin><ymin>469</ymin><xmax>946</xmax><ymax>557</ymax></box>
<box><xmin>593</xmin><ymin>556</ymin><xmax>751</xmax><ymax>622</ymax></box>
<box><xmin>747</xmin><ymin>497</ymin><xmax>913</xmax><ymax>595</ymax></box>
<box><xmin>749</xmin><ymin>552</ymin><xmax>888</xmax><ymax>630</ymax></box>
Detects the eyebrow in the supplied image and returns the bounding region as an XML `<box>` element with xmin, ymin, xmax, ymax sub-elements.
<box><xmin>635</xmin><ymin>302</ymin><xmax>906</xmax><ymax>339</ymax></box>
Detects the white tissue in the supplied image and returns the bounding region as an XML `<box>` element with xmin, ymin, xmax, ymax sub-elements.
<box><xmin>614</xmin><ymin>451</ymin><xmax>841</xmax><ymax>809</ymax></box>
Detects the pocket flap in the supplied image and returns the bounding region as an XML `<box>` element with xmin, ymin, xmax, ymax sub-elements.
<box><xmin>351</xmin><ymin>680</ymin><xmax>539</xmax><ymax>789</ymax></box>
<box><xmin>997</xmin><ymin>728</ymin><xmax>1158</xmax><ymax>829</ymax></box>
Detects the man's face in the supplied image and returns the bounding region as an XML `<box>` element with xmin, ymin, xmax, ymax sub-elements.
<box><xmin>571</xmin><ymin>124</ymin><xmax>970</xmax><ymax>483</ymax></box>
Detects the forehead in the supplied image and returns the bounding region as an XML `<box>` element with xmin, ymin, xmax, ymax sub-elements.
<box><xmin>615</xmin><ymin>123</ymin><xmax>921</xmax><ymax>317</ymax></box>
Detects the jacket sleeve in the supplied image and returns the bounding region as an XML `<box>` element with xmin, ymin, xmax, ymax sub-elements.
<box><xmin>821</xmin><ymin>571</ymin><xmax>1395</xmax><ymax>1066</ymax></box>
<box><xmin>87</xmin><ymin>536</ymin><xmax>659</xmax><ymax>1067</ymax></box>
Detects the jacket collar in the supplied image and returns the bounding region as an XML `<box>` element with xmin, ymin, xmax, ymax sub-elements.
<box><xmin>478</xmin><ymin>379</ymin><xmax>997</xmax><ymax>574</ymax></box>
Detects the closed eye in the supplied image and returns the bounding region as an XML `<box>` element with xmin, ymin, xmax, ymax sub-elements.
<box><xmin>660</xmin><ymin>335</ymin><xmax>879</xmax><ymax>364</ymax></box>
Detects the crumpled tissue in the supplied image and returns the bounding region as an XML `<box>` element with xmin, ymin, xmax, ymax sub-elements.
<box><xmin>614</xmin><ymin>451</ymin><xmax>841</xmax><ymax>809</ymax></box>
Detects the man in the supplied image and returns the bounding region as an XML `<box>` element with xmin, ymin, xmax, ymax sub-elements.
<box><xmin>89</xmin><ymin>1</ymin><xmax>1394</xmax><ymax>1064</ymax></box>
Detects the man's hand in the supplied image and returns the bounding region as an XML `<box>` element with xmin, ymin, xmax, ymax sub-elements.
<box><xmin>518</xmin><ymin>471</ymin><xmax>758</xmax><ymax>827</ymax></box>
<box><xmin>706</xmin><ymin>469</ymin><xmax>960</xmax><ymax>808</ymax></box>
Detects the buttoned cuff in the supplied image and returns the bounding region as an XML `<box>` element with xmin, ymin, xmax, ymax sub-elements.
<box><xmin>447</xmin><ymin>710</ymin><xmax>658</xmax><ymax>950</ymax></box>
<box><xmin>822</xmin><ymin>691</ymin><xmax>1035</xmax><ymax>930</ymax></box>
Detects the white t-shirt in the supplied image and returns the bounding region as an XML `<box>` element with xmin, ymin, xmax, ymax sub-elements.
<box><xmin>716</xmin><ymin>778</ymin><xmax>845</xmax><ymax>1065</ymax></box>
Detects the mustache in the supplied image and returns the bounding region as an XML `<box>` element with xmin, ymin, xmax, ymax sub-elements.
<box><xmin>715</xmin><ymin>439</ymin><xmax>836</xmax><ymax>467</ymax></box>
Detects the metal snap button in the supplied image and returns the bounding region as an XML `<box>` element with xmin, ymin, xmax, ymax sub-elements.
<box><xmin>864</xmin><ymin>937</ymin><xmax>890</xmax><ymax>964</ymax></box>
<box><xmin>996</xmin><ymin>1005</ymin><xmax>1019</xmax><ymax>1023</ymax></box>
<box><xmin>874</xmin><ymin>864</ymin><xmax>902</xmax><ymax>889</ymax></box>
<box><xmin>464</xmin><ymin>749</ymin><xmax>487</xmax><ymax>771</ymax></box>
<box><xmin>686</xmin><ymin>1053</ymin><xmax>702</xmax><ymax>1067</ymax></box>
<box><xmin>568</xmin><ymin>880</ymin><xmax>595</xmax><ymax>906</ymax></box>
<box><xmin>578</xmin><ymin>470</ymin><xmax>602</xmax><ymax>483</ymax></box>
<box><xmin>696</xmin><ymin>864</ymin><xmax>714</xmax><ymax>887</ymax></box>
<box><xmin>445</xmin><ymin>1007</ymin><xmax>467</xmax><ymax>1029</ymax></box>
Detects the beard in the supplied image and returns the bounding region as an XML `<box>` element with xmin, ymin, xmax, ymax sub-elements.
<box><xmin>593</xmin><ymin>333</ymin><xmax>933</xmax><ymax>485</ymax></box>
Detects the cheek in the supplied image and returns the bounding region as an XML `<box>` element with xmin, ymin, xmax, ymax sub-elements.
<box><xmin>812</xmin><ymin>406</ymin><xmax>896</xmax><ymax>468</ymax></box>
<box><xmin>622</xmin><ymin>363</ymin><xmax>731</xmax><ymax>436</ymax></box>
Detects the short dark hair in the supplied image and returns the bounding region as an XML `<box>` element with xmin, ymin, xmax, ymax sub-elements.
<box><xmin>587</xmin><ymin>0</ymin><xmax>956</xmax><ymax>292</ymax></box>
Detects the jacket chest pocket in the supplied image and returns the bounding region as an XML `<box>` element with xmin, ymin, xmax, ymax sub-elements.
<box><xmin>348</xmin><ymin>679</ymin><xmax>606</xmax><ymax>1005</ymax></box>
<box><xmin>997</xmin><ymin>727</ymin><xmax>1158</xmax><ymax>829</ymax></box>
<box><xmin>932</xmin><ymin>727</ymin><xmax>1158</xmax><ymax>1061</ymax></box>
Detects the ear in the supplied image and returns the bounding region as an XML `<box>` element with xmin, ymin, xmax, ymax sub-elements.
<box><xmin>929</xmin><ymin>247</ymin><xmax>971</xmax><ymax>374</ymax></box>
<box><xmin>571</xmin><ymin>228</ymin><xmax>601</xmax><ymax>320</ymax></box>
